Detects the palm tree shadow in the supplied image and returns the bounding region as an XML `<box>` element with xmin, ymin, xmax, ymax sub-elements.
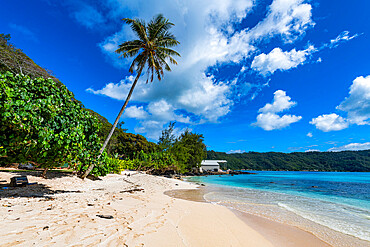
<box><xmin>0</xmin><ymin>170</ymin><xmax>82</xmax><ymax>199</ymax></box>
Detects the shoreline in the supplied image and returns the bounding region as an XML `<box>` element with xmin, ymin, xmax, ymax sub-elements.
<box><xmin>165</xmin><ymin>187</ymin><xmax>331</xmax><ymax>247</ymax></box>
<box><xmin>0</xmin><ymin>170</ymin><xmax>272</xmax><ymax>246</ymax></box>
<box><xmin>168</xmin><ymin>182</ymin><xmax>369</xmax><ymax>247</ymax></box>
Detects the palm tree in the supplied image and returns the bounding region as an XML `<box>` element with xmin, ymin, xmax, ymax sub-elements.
<box><xmin>82</xmin><ymin>14</ymin><xmax>180</xmax><ymax>178</ymax></box>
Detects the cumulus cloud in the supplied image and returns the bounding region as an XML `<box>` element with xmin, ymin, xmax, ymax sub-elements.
<box><xmin>254</xmin><ymin>90</ymin><xmax>302</xmax><ymax>130</ymax></box>
<box><xmin>310</xmin><ymin>113</ymin><xmax>348</xmax><ymax>132</ymax></box>
<box><xmin>310</xmin><ymin>75</ymin><xmax>370</xmax><ymax>131</ymax></box>
<box><xmin>251</xmin><ymin>46</ymin><xmax>316</xmax><ymax>76</ymax></box>
<box><xmin>307</xmin><ymin>132</ymin><xmax>313</xmax><ymax>137</ymax></box>
<box><xmin>259</xmin><ymin>90</ymin><xmax>297</xmax><ymax>113</ymax></box>
<box><xmin>328</xmin><ymin>142</ymin><xmax>370</xmax><ymax>152</ymax></box>
<box><xmin>337</xmin><ymin>75</ymin><xmax>370</xmax><ymax>125</ymax></box>
<box><xmin>255</xmin><ymin>112</ymin><xmax>302</xmax><ymax>131</ymax></box>
<box><xmin>124</xmin><ymin>106</ymin><xmax>148</xmax><ymax>119</ymax></box>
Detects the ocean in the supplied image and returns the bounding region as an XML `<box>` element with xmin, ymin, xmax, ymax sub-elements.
<box><xmin>187</xmin><ymin>171</ymin><xmax>370</xmax><ymax>244</ymax></box>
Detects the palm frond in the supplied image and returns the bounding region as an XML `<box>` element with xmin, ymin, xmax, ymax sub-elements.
<box><xmin>129</xmin><ymin>52</ymin><xmax>147</xmax><ymax>73</ymax></box>
<box><xmin>148</xmin><ymin>14</ymin><xmax>175</xmax><ymax>41</ymax></box>
<box><xmin>119</xmin><ymin>14</ymin><xmax>180</xmax><ymax>82</ymax></box>
<box><xmin>122</xmin><ymin>18</ymin><xmax>148</xmax><ymax>43</ymax></box>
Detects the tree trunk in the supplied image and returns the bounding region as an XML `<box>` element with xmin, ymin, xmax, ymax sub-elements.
<box><xmin>81</xmin><ymin>66</ymin><xmax>144</xmax><ymax>179</ymax></box>
<box><xmin>41</xmin><ymin>168</ymin><xmax>48</xmax><ymax>178</ymax></box>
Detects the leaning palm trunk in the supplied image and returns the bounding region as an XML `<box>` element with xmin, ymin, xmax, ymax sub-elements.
<box><xmin>81</xmin><ymin>14</ymin><xmax>180</xmax><ymax>179</ymax></box>
<box><xmin>81</xmin><ymin>66</ymin><xmax>144</xmax><ymax>179</ymax></box>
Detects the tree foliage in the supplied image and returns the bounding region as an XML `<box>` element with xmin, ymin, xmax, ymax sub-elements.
<box><xmin>111</xmin><ymin>132</ymin><xmax>158</xmax><ymax>160</ymax></box>
<box><xmin>158</xmin><ymin>121</ymin><xmax>176</xmax><ymax>151</ymax></box>
<box><xmin>171</xmin><ymin>130</ymin><xmax>207</xmax><ymax>171</ymax></box>
<box><xmin>207</xmin><ymin>150</ymin><xmax>370</xmax><ymax>172</ymax></box>
<box><xmin>0</xmin><ymin>72</ymin><xmax>105</xmax><ymax>175</ymax></box>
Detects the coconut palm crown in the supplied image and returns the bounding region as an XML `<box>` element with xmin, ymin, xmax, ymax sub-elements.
<box><xmin>82</xmin><ymin>14</ymin><xmax>180</xmax><ymax>178</ymax></box>
<box><xmin>117</xmin><ymin>14</ymin><xmax>180</xmax><ymax>82</ymax></box>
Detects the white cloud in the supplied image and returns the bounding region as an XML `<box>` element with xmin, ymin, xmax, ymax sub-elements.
<box><xmin>310</xmin><ymin>75</ymin><xmax>370</xmax><ymax>132</ymax></box>
<box><xmin>337</xmin><ymin>75</ymin><xmax>370</xmax><ymax>125</ymax></box>
<box><xmin>87</xmin><ymin>75</ymin><xmax>135</xmax><ymax>100</ymax></box>
<box><xmin>254</xmin><ymin>90</ymin><xmax>302</xmax><ymax>130</ymax></box>
<box><xmin>255</xmin><ymin>112</ymin><xmax>302</xmax><ymax>130</ymax></box>
<box><xmin>227</xmin><ymin>149</ymin><xmax>245</xmax><ymax>154</ymax></box>
<box><xmin>307</xmin><ymin>132</ymin><xmax>313</xmax><ymax>137</ymax></box>
<box><xmin>251</xmin><ymin>46</ymin><xmax>316</xmax><ymax>76</ymax></box>
<box><xmin>328</xmin><ymin>142</ymin><xmax>370</xmax><ymax>152</ymax></box>
<box><xmin>259</xmin><ymin>90</ymin><xmax>297</xmax><ymax>113</ymax></box>
<box><xmin>133</xmin><ymin>120</ymin><xmax>163</xmax><ymax>140</ymax></box>
<box><xmin>328</xmin><ymin>31</ymin><xmax>359</xmax><ymax>48</ymax></box>
<box><xmin>122</xmin><ymin>100</ymin><xmax>191</xmax><ymax>139</ymax></box>
<box><xmin>305</xmin><ymin>149</ymin><xmax>320</xmax><ymax>152</ymax></box>
<box><xmin>248</xmin><ymin>0</ymin><xmax>315</xmax><ymax>43</ymax></box>
<box><xmin>310</xmin><ymin>113</ymin><xmax>348</xmax><ymax>132</ymax></box>
<box><xmin>124</xmin><ymin>106</ymin><xmax>148</xmax><ymax>119</ymax></box>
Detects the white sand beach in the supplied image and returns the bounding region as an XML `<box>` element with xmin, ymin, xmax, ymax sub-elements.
<box><xmin>0</xmin><ymin>170</ymin><xmax>330</xmax><ymax>247</ymax></box>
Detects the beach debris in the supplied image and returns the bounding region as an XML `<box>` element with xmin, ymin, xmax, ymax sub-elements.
<box><xmin>43</xmin><ymin>226</ymin><xmax>49</xmax><ymax>230</ymax></box>
<box><xmin>120</xmin><ymin>188</ymin><xmax>144</xmax><ymax>193</ymax></box>
<box><xmin>10</xmin><ymin>176</ymin><xmax>29</xmax><ymax>187</ymax></box>
<box><xmin>96</xmin><ymin>214</ymin><xmax>114</xmax><ymax>219</ymax></box>
<box><xmin>87</xmin><ymin>203</ymin><xmax>94</xmax><ymax>206</ymax></box>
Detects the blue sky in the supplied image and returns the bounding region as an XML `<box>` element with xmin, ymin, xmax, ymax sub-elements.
<box><xmin>1</xmin><ymin>0</ymin><xmax>369</xmax><ymax>153</ymax></box>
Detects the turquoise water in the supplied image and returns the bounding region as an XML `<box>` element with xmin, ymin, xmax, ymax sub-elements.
<box><xmin>188</xmin><ymin>171</ymin><xmax>370</xmax><ymax>242</ymax></box>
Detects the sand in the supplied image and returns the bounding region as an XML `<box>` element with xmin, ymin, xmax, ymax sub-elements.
<box><xmin>0</xmin><ymin>170</ymin><xmax>329</xmax><ymax>247</ymax></box>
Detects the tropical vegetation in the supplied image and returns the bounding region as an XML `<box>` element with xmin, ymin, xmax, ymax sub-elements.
<box><xmin>0</xmin><ymin>71</ymin><xmax>105</xmax><ymax>177</ymax></box>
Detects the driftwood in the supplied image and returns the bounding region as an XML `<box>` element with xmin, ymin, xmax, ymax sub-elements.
<box><xmin>119</xmin><ymin>188</ymin><xmax>144</xmax><ymax>193</ymax></box>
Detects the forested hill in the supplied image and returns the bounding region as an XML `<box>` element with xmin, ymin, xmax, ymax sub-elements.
<box><xmin>207</xmin><ymin>150</ymin><xmax>370</xmax><ymax>172</ymax></box>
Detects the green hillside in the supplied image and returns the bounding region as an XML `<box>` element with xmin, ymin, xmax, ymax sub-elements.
<box><xmin>207</xmin><ymin>150</ymin><xmax>370</xmax><ymax>172</ymax></box>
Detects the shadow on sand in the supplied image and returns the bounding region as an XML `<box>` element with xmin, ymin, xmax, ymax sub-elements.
<box><xmin>0</xmin><ymin>170</ymin><xmax>82</xmax><ymax>199</ymax></box>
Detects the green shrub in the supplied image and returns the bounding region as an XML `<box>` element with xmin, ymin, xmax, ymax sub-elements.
<box><xmin>0</xmin><ymin>72</ymin><xmax>103</xmax><ymax>174</ymax></box>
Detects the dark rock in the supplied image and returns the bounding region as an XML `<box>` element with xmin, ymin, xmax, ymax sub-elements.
<box><xmin>87</xmin><ymin>175</ymin><xmax>101</xmax><ymax>181</ymax></box>
<box><xmin>18</xmin><ymin>163</ymin><xmax>35</xmax><ymax>170</ymax></box>
<box><xmin>97</xmin><ymin>215</ymin><xmax>114</xmax><ymax>219</ymax></box>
